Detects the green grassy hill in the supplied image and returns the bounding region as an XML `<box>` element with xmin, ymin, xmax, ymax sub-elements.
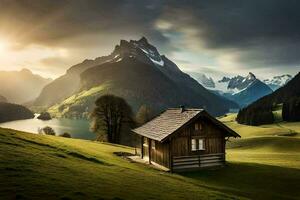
<box><xmin>1</xmin><ymin>128</ymin><xmax>241</xmax><ymax>200</ymax></box>
<box><xmin>48</xmin><ymin>84</ymin><xmax>110</xmax><ymax>118</ymax></box>
<box><xmin>1</xmin><ymin>125</ymin><xmax>300</xmax><ymax>199</ymax></box>
<box><xmin>220</xmin><ymin>113</ymin><xmax>300</xmax><ymax>169</ymax></box>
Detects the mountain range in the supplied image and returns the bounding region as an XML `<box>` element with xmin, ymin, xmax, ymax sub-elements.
<box><xmin>237</xmin><ymin>72</ymin><xmax>300</xmax><ymax>125</ymax></box>
<box><xmin>0</xmin><ymin>69</ymin><xmax>52</xmax><ymax>104</ymax></box>
<box><xmin>263</xmin><ymin>74</ymin><xmax>292</xmax><ymax>90</ymax></box>
<box><xmin>35</xmin><ymin>37</ymin><xmax>238</xmax><ymax>118</ymax></box>
<box><xmin>189</xmin><ymin>72</ymin><xmax>292</xmax><ymax>107</ymax></box>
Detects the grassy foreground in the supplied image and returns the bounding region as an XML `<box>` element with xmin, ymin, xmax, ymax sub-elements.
<box><xmin>0</xmin><ymin>128</ymin><xmax>241</xmax><ymax>200</ymax></box>
<box><xmin>1</xmin><ymin>115</ymin><xmax>300</xmax><ymax>199</ymax></box>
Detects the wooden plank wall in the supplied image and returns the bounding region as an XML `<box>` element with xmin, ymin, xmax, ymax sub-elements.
<box><xmin>150</xmin><ymin>140</ymin><xmax>170</xmax><ymax>168</ymax></box>
<box><xmin>171</xmin><ymin>117</ymin><xmax>226</xmax><ymax>157</ymax></box>
<box><xmin>172</xmin><ymin>153</ymin><xmax>225</xmax><ymax>171</ymax></box>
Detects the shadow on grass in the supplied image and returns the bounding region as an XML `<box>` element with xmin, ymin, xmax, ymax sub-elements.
<box><xmin>67</xmin><ymin>151</ymin><xmax>111</xmax><ymax>165</ymax></box>
<box><xmin>178</xmin><ymin>162</ymin><xmax>300</xmax><ymax>200</ymax></box>
<box><xmin>4</xmin><ymin>133</ymin><xmax>111</xmax><ymax>166</ymax></box>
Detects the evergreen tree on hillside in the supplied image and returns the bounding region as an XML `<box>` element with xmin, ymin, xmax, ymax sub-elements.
<box><xmin>282</xmin><ymin>97</ymin><xmax>300</xmax><ymax>122</ymax></box>
<box><xmin>237</xmin><ymin>106</ymin><xmax>274</xmax><ymax>125</ymax></box>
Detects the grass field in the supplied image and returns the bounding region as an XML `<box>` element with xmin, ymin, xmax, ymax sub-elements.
<box><xmin>48</xmin><ymin>83</ymin><xmax>110</xmax><ymax>118</ymax></box>
<box><xmin>220</xmin><ymin>114</ymin><xmax>300</xmax><ymax>169</ymax></box>
<box><xmin>1</xmin><ymin>115</ymin><xmax>300</xmax><ymax>200</ymax></box>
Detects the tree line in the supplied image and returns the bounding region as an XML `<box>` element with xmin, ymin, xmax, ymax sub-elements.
<box><xmin>282</xmin><ymin>97</ymin><xmax>300</xmax><ymax>122</ymax></box>
<box><xmin>237</xmin><ymin>105</ymin><xmax>274</xmax><ymax>126</ymax></box>
<box><xmin>237</xmin><ymin>72</ymin><xmax>300</xmax><ymax>125</ymax></box>
<box><xmin>89</xmin><ymin>95</ymin><xmax>154</xmax><ymax>146</ymax></box>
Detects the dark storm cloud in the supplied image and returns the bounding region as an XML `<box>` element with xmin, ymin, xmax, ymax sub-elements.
<box><xmin>160</xmin><ymin>0</ymin><xmax>300</xmax><ymax>69</ymax></box>
<box><xmin>0</xmin><ymin>0</ymin><xmax>168</xmax><ymax>47</ymax></box>
<box><xmin>1</xmin><ymin>0</ymin><xmax>300</xmax><ymax>71</ymax></box>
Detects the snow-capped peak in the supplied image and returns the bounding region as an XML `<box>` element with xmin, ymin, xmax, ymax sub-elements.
<box><xmin>188</xmin><ymin>72</ymin><xmax>215</xmax><ymax>88</ymax></box>
<box><xmin>111</xmin><ymin>37</ymin><xmax>165</xmax><ymax>67</ymax></box>
<box><xmin>263</xmin><ymin>74</ymin><xmax>292</xmax><ymax>90</ymax></box>
<box><xmin>246</xmin><ymin>72</ymin><xmax>256</xmax><ymax>80</ymax></box>
<box><xmin>212</xmin><ymin>72</ymin><xmax>259</xmax><ymax>94</ymax></box>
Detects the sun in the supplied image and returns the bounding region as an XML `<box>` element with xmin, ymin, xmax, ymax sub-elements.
<box><xmin>0</xmin><ymin>39</ymin><xmax>8</xmax><ymax>53</ymax></box>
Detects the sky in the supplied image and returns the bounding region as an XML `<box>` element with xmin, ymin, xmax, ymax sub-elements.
<box><xmin>0</xmin><ymin>0</ymin><xmax>299</xmax><ymax>79</ymax></box>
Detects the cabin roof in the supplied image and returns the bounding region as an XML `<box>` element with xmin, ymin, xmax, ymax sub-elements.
<box><xmin>132</xmin><ymin>108</ymin><xmax>240</xmax><ymax>142</ymax></box>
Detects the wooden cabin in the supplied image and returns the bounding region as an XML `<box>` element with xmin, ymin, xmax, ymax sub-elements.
<box><xmin>132</xmin><ymin>107</ymin><xmax>240</xmax><ymax>172</ymax></box>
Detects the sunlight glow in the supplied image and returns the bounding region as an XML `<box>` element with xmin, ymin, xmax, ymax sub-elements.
<box><xmin>0</xmin><ymin>39</ymin><xmax>8</xmax><ymax>53</ymax></box>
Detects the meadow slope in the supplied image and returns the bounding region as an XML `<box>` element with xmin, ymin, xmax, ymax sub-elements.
<box><xmin>1</xmin><ymin>119</ymin><xmax>300</xmax><ymax>200</ymax></box>
<box><xmin>220</xmin><ymin>114</ymin><xmax>300</xmax><ymax>169</ymax></box>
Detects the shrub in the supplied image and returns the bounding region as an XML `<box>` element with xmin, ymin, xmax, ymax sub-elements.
<box><xmin>41</xmin><ymin>126</ymin><xmax>56</xmax><ymax>136</ymax></box>
<box><xmin>37</xmin><ymin>112</ymin><xmax>52</xmax><ymax>120</ymax></box>
<box><xmin>59</xmin><ymin>132</ymin><xmax>72</xmax><ymax>138</ymax></box>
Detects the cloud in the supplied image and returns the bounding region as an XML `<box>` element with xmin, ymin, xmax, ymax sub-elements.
<box><xmin>0</xmin><ymin>0</ymin><xmax>299</xmax><ymax>77</ymax></box>
<box><xmin>155</xmin><ymin>0</ymin><xmax>300</xmax><ymax>73</ymax></box>
<box><xmin>0</xmin><ymin>0</ymin><xmax>167</xmax><ymax>48</ymax></box>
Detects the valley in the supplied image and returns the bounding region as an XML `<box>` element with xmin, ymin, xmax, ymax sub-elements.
<box><xmin>0</xmin><ymin>69</ymin><xmax>51</xmax><ymax>104</ymax></box>
<box><xmin>220</xmin><ymin>114</ymin><xmax>300</xmax><ymax>169</ymax></box>
<box><xmin>1</xmin><ymin>114</ymin><xmax>300</xmax><ymax>199</ymax></box>
<box><xmin>1</xmin><ymin>2</ymin><xmax>300</xmax><ymax>200</ymax></box>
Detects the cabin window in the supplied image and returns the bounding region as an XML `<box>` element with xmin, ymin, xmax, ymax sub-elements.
<box><xmin>143</xmin><ymin>137</ymin><xmax>148</xmax><ymax>147</ymax></box>
<box><xmin>151</xmin><ymin>140</ymin><xmax>156</xmax><ymax>150</ymax></box>
<box><xmin>194</xmin><ymin>123</ymin><xmax>199</xmax><ymax>130</ymax></box>
<box><xmin>194</xmin><ymin>123</ymin><xmax>203</xmax><ymax>131</ymax></box>
<box><xmin>198</xmin><ymin>139</ymin><xmax>205</xmax><ymax>150</ymax></box>
<box><xmin>191</xmin><ymin>138</ymin><xmax>205</xmax><ymax>151</ymax></box>
<box><xmin>191</xmin><ymin>139</ymin><xmax>197</xmax><ymax>151</ymax></box>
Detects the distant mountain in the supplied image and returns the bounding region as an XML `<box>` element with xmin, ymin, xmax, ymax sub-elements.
<box><xmin>215</xmin><ymin>72</ymin><xmax>258</xmax><ymax>93</ymax></box>
<box><xmin>34</xmin><ymin>56</ymin><xmax>112</xmax><ymax>107</ymax></box>
<box><xmin>0</xmin><ymin>95</ymin><xmax>7</xmax><ymax>103</ymax></box>
<box><xmin>237</xmin><ymin>72</ymin><xmax>300</xmax><ymax>125</ymax></box>
<box><xmin>46</xmin><ymin>37</ymin><xmax>238</xmax><ymax>118</ymax></box>
<box><xmin>189</xmin><ymin>72</ymin><xmax>273</xmax><ymax>108</ymax></box>
<box><xmin>0</xmin><ymin>69</ymin><xmax>52</xmax><ymax>104</ymax></box>
<box><xmin>188</xmin><ymin>72</ymin><xmax>215</xmax><ymax>88</ymax></box>
<box><xmin>228</xmin><ymin>79</ymin><xmax>273</xmax><ymax>107</ymax></box>
<box><xmin>0</xmin><ymin>102</ymin><xmax>34</xmax><ymax>123</ymax></box>
<box><xmin>263</xmin><ymin>74</ymin><xmax>292</xmax><ymax>91</ymax></box>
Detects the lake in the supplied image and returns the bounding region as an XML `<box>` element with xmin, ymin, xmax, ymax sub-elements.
<box><xmin>0</xmin><ymin>115</ymin><xmax>96</xmax><ymax>140</ymax></box>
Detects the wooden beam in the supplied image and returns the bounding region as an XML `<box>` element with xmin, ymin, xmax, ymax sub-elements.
<box><xmin>148</xmin><ymin>138</ymin><xmax>151</xmax><ymax>164</ymax></box>
<box><xmin>169</xmin><ymin>139</ymin><xmax>173</xmax><ymax>173</ymax></box>
<box><xmin>141</xmin><ymin>136</ymin><xmax>144</xmax><ymax>159</ymax></box>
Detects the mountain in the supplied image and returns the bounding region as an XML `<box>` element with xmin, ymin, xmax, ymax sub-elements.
<box><xmin>0</xmin><ymin>95</ymin><xmax>7</xmax><ymax>103</ymax></box>
<box><xmin>46</xmin><ymin>37</ymin><xmax>238</xmax><ymax>118</ymax></box>
<box><xmin>237</xmin><ymin>72</ymin><xmax>300</xmax><ymax>125</ymax></box>
<box><xmin>228</xmin><ymin>79</ymin><xmax>273</xmax><ymax>107</ymax></box>
<box><xmin>215</xmin><ymin>72</ymin><xmax>258</xmax><ymax>93</ymax></box>
<box><xmin>0</xmin><ymin>102</ymin><xmax>34</xmax><ymax>123</ymax></box>
<box><xmin>0</xmin><ymin>69</ymin><xmax>52</xmax><ymax>104</ymax></box>
<box><xmin>34</xmin><ymin>56</ymin><xmax>113</xmax><ymax>107</ymax></box>
<box><xmin>263</xmin><ymin>74</ymin><xmax>292</xmax><ymax>91</ymax></box>
<box><xmin>188</xmin><ymin>72</ymin><xmax>215</xmax><ymax>88</ymax></box>
<box><xmin>190</xmin><ymin>72</ymin><xmax>273</xmax><ymax>108</ymax></box>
